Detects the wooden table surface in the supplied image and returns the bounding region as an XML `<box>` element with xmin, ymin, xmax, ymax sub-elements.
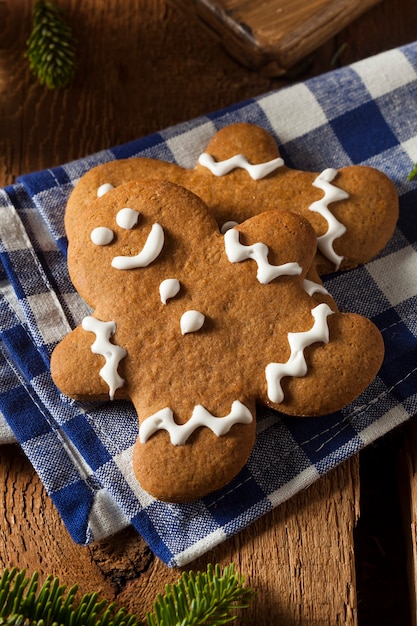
<box><xmin>1</xmin><ymin>1</ymin><xmax>417</xmax><ymax>624</ymax></box>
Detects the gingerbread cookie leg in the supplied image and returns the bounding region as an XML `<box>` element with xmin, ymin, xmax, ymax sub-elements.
<box><xmin>133</xmin><ymin>401</ymin><xmax>257</xmax><ymax>502</ymax></box>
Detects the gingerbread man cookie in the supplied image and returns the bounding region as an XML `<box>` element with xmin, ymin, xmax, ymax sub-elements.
<box><xmin>51</xmin><ymin>180</ymin><xmax>384</xmax><ymax>502</ymax></box>
<box><xmin>66</xmin><ymin>123</ymin><xmax>398</xmax><ymax>276</ymax></box>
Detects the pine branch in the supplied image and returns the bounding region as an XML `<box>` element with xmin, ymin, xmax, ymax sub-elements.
<box><xmin>25</xmin><ymin>0</ymin><xmax>77</xmax><ymax>89</ymax></box>
<box><xmin>0</xmin><ymin>568</ymin><xmax>143</xmax><ymax>626</ymax></box>
<box><xmin>0</xmin><ymin>565</ymin><xmax>255</xmax><ymax>626</ymax></box>
<box><xmin>146</xmin><ymin>564</ymin><xmax>255</xmax><ymax>625</ymax></box>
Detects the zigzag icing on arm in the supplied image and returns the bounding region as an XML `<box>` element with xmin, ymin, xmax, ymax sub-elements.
<box><xmin>302</xmin><ymin>278</ymin><xmax>330</xmax><ymax>297</ymax></box>
<box><xmin>82</xmin><ymin>316</ymin><xmax>127</xmax><ymax>400</ymax></box>
<box><xmin>309</xmin><ymin>168</ymin><xmax>348</xmax><ymax>269</ymax></box>
<box><xmin>139</xmin><ymin>400</ymin><xmax>253</xmax><ymax>445</ymax></box>
<box><xmin>198</xmin><ymin>153</ymin><xmax>284</xmax><ymax>180</ymax></box>
<box><xmin>265</xmin><ymin>303</ymin><xmax>334</xmax><ymax>404</ymax></box>
<box><xmin>224</xmin><ymin>228</ymin><xmax>302</xmax><ymax>284</ymax></box>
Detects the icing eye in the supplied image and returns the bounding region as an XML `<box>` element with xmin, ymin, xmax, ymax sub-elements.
<box><xmin>116</xmin><ymin>208</ymin><xmax>140</xmax><ymax>229</ymax></box>
<box><xmin>97</xmin><ymin>183</ymin><xmax>114</xmax><ymax>197</ymax></box>
<box><xmin>91</xmin><ymin>226</ymin><xmax>114</xmax><ymax>246</ymax></box>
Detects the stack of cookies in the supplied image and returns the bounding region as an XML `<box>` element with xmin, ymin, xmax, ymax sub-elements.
<box><xmin>51</xmin><ymin>123</ymin><xmax>398</xmax><ymax>502</ymax></box>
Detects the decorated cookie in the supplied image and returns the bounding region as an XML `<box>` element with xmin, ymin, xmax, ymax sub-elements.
<box><xmin>51</xmin><ymin>180</ymin><xmax>384</xmax><ymax>502</ymax></box>
<box><xmin>66</xmin><ymin>123</ymin><xmax>398</xmax><ymax>276</ymax></box>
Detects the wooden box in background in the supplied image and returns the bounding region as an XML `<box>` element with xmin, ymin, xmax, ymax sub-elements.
<box><xmin>194</xmin><ymin>0</ymin><xmax>383</xmax><ymax>75</ymax></box>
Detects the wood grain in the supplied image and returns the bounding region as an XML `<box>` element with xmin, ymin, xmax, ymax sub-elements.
<box><xmin>194</xmin><ymin>0</ymin><xmax>383</xmax><ymax>74</ymax></box>
<box><xmin>0</xmin><ymin>446</ymin><xmax>360</xmax><ymax>623</ymax></box>
<box><xmin>1</xmin><ymin>0</ymin><xmax>417</xmax><ymax>623</ymax></box>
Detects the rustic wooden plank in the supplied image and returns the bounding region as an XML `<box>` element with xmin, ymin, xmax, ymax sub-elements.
<box><xmin>0</xmin><ymin>445</ymin><xmax>360</xmax><ymax>624</ymax></box>
<box><xmin>194</xmin><ymin>0</ymin><xmax>382</xmax><ymax>74</ymax></box>
<box><xmin>1</xmin><ymin>0</ymin><xmax>283</xmax><ymax>184</ymax></box>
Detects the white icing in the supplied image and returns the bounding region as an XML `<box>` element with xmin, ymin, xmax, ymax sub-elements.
<box><xmin>221</xmin><ymin>220</ymin><xmax>239</xmax><ymax>234</ymax></box>
<box><xmin>265</xmin><ymin>303</ymin><xmax>334</xmax><ymax>403</ymax></box>
<box><xmin>309</xmin><ymin>169</ymin><xmax>348</xmax><ymax>269</ymax></box>
<box><xmin>180</xmin><ymin>310</ymin><xmax>205</xmax><ymax>334</ymax></box>
<box><xmin>111</xmin><ymin>223</ymin><xmax>164</xmax><ymax>270</ymax></box>
<box><xmin>198</xmin><ymin>152</ymin><xmax>284</xmax><ymax>180</ymax></box>
<box><xmin>224</xmin><ymin>228</ymin><xmax>302</xmax><ymax>284</ymax></box>
<box><xmin>160</xmin><ymin>278</ymin><xmax>181</xmax><ymax>304</ymax></box>
<box><xmin>91</xmin><ymin>226</ymin><xmax>114</xmax><ymax>246</ymax></box>
<box><xmin>82</xmin><ymin>316</ymin><xmax>127</xmax><ymax>400</ymax></box>
<box><xmin>97</xmin><ymin>183</ymin><xmax>114</xmax><ymax>197</ymax></box>
<box><xmin>302</xmin><ymin>278</ymin><xmax>330</xmax><ymax>297</ymax></box>
<box><xmin>139</xmin><ymin>400</ymin><xmax>253</xmax><ymax>445</ymax></box>
<box><xmin>116</xmin><ymin>208</ymin><xmax>140</xmax><ymax>230</ymax></box>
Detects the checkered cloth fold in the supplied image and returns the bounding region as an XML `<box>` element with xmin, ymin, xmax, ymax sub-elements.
<box><xmin>1</xmin><ymin>42</ymin><xmax>417</xmax><ymax>567</ymax></box>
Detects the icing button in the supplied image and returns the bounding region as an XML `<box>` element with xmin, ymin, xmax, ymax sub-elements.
<box><xmin>160</xmin><ymin>278</ymin><xmax>181</xmax><ymax>304</ymax></box>
<box><xmin>180</xmin><ymin>310</ymin><xmax>205</xmax><ymax>335</ymax></box>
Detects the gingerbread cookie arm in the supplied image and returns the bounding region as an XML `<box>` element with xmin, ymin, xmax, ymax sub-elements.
<box><xmin>232</xmin><ymin>209</ymin><xmax>317</xmax><ymax>280</ymax></box>
<box><xmin>320</xmin><ymin>165</ymin><xmax>399</xmax><ymax>272</ymax></box>
<box><xmin>50</xmin><ymin>324</ymin><xmax>129</xmax><ymax>402</ymax></box>
<box><xmin>265</xmin><ymin>311</ymin><xmax>384</xmax><ymax>417</ymax></box>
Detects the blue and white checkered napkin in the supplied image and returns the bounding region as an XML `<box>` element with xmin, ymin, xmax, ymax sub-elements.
<box><xmin>1</xmin><ymin>42</ymin><xmax>417</xmax><ymax>567</ymax></box>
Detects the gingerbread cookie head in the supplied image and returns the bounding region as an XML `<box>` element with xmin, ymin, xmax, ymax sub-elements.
<box><xmin>51</xmin><ymin>180</ymin><xmax>384</xmax><ymax>502</ymax></box>
<box><xmin>67</xmin><ymin>123</ymin><xmax>399</xmax><ymax>276</ymax></box>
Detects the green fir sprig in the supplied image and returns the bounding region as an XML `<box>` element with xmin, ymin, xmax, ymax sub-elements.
<box><xmin>147</xmin><ymin>564</ymin><xmax>255</xmax><ymax>625</ymax></box>
<box><xmin>407</xmin><ymin>162</ymin><xmax>417</xmax><ymax>181</ymax></box>
<box><xmin>0</xmin><ymin>564</ymin><xmax>255</xmax><ymax>626</ymax></box>
<box><xmin>25</xmin><ymin>0</ymin><xmax>77</xmax><ymax>89</ymax></box>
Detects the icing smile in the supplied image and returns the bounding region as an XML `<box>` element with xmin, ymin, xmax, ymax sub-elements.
<box><xmin>112</xmin><ymin>223</ymin><xmax>165</xmax><ymax>270</ymax></box>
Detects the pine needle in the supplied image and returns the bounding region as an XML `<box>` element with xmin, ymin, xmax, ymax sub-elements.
<box><xmin>145</xmin><ymin>563</ymin><xmax>256</xmax><ymax>625</ymax></box>
<box><xmin>0</xmin><ymin>565</ymin><xmax>255</xmax><ymax>626</ymax></box>
<box><xmin>0</xmin><ymin>567</ymin><xmax>143</xmax><ymax>626</ymax></box>
<box><xmin>25</xmin><ymin>0</ymin><xmax>77</xmax><ymax>89</ymax></box>
<box><xmin>407</xmin><ymin>162</ymin><xmax>417</xmax><ymax>181</ymax></box>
